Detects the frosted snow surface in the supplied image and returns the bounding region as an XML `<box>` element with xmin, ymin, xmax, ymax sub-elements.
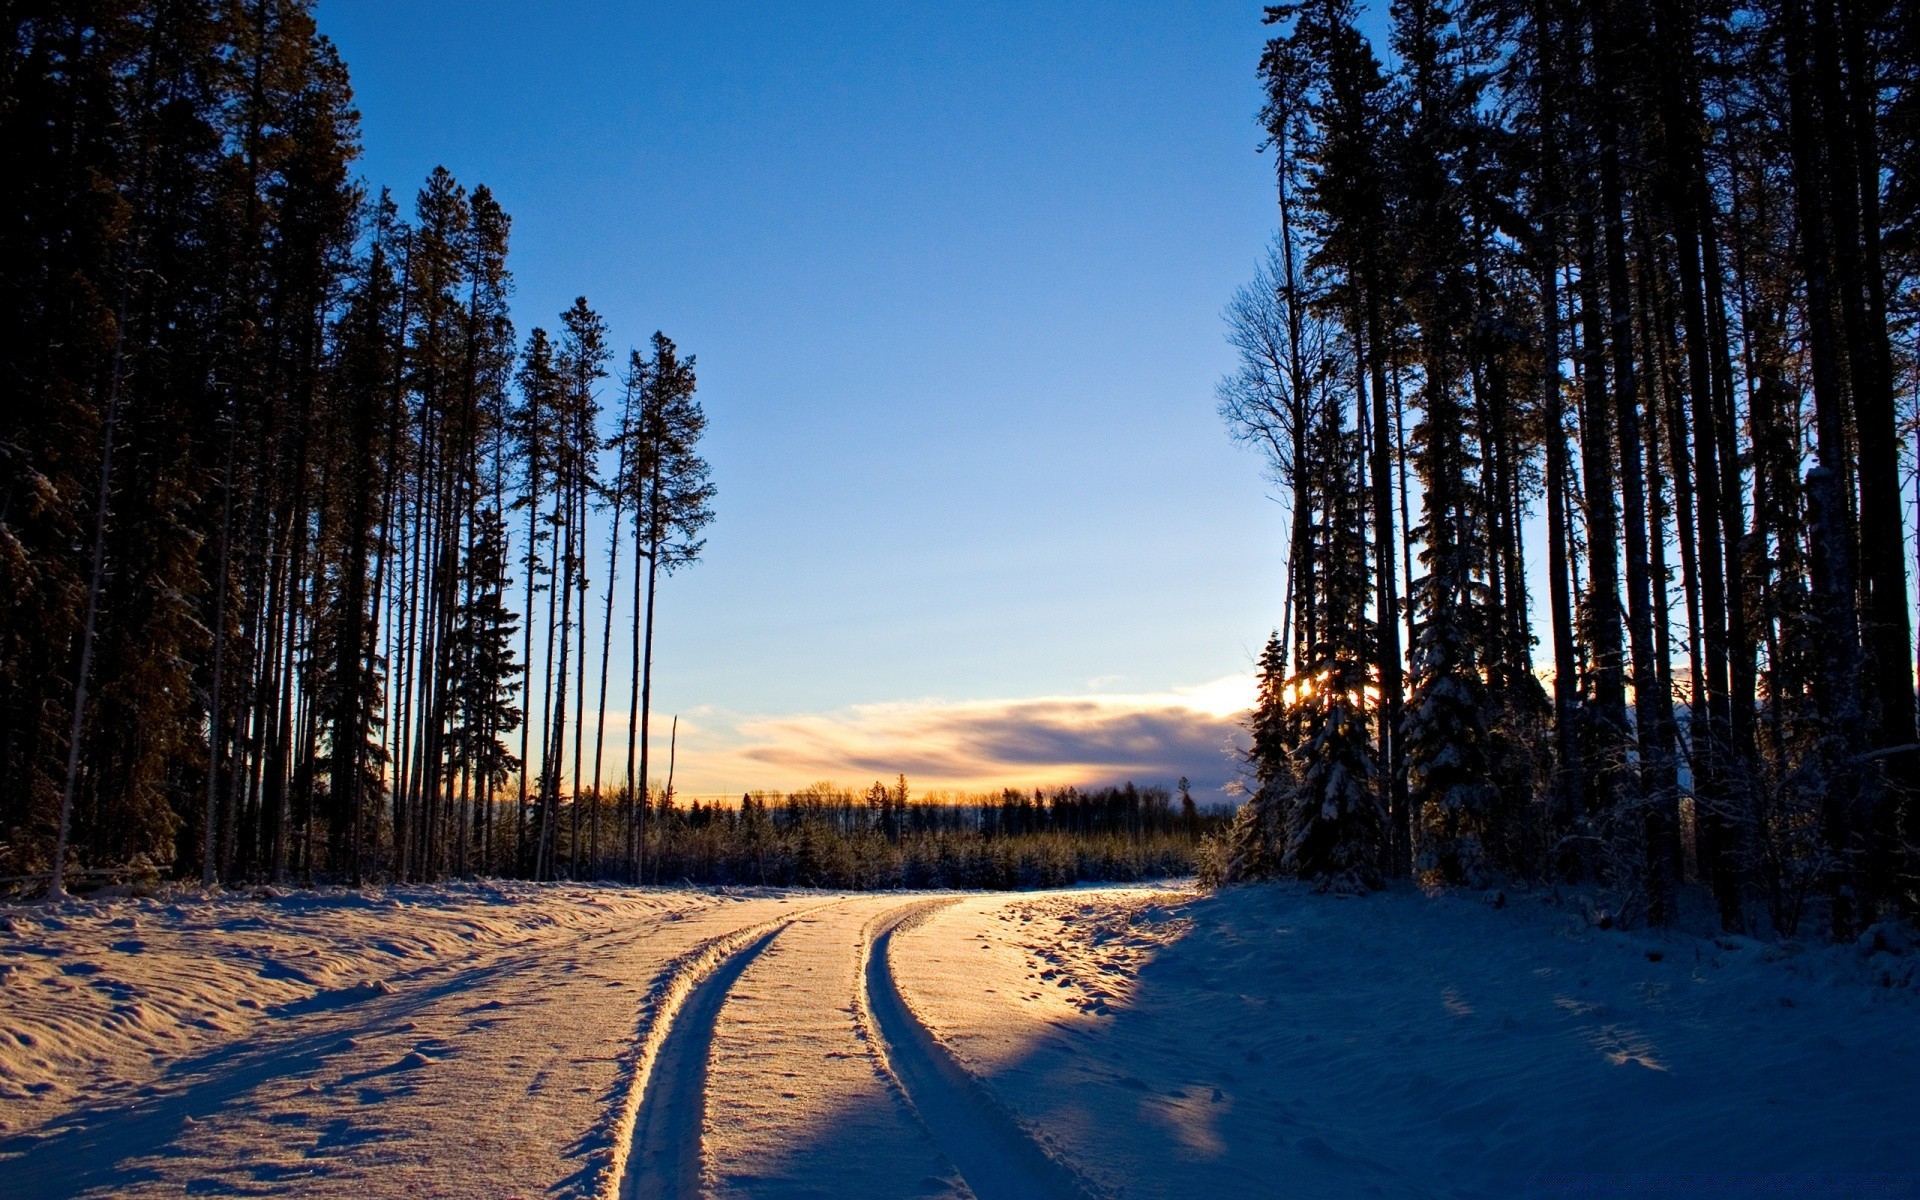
<box><xmin>2</xmin><ymin>881</ymin><xmax>1916</xmax><ymax>1199</ymax></box>
<box><xmin>894</xmin><ymin>886</ymin><xmax>1920</xmax><ymax>1198</ymax></box>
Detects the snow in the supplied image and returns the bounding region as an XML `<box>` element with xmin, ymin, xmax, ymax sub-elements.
<box><xmin>0</xmin><ymin>884</ymin><xmax>824</xmax><ymax>1198</ymax></box>
<box><xmin>697</xmin><ymin>896</ymin><xmax>965</xmax><ymax>1199</ymax></box>
<box><xmin>3</xmin><ymin>881</ymin><xmax>1916</xmax><ymax>1198</ymax></box>
<box><xmin>890</xmin><ymin>885</ymin><xmax>1920</xmax><ymax>1198</ymax></box>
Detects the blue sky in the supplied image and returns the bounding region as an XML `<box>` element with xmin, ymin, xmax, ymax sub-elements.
<box><xmin>323</xmin><ymin>1</ymin><xmax>1308</xmax><ymax>797</ymax></box>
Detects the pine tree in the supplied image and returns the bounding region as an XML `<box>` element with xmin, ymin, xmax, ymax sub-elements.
<box><xmin>560</xmin><ymin>302</ymin><xmax>606</xmax><ymax>878</ymax></box>
<box><xmin>1225</xmin><ymin>0</ymin><xmax>1920</xmax><ymax>929</ymax></box>
<box><xmin>1</xmin><ymin>2</ymin><xmax>722</xmax><ymax>893</ymax></box>
<box><xmin>618</xmin><ymin>332</ymin><xmax>714</xmax><ymax>880</ymax></box>
<box><xmin>443</xmin><ymin>509</ymin><xmax>522</xmax><ymax>857</ymax></box>
<box><xmin>585</xmin><ymin>358</ymin><xmax>640</xmax><ymax>879</ymax></box>
<box><xmin>1224</xmin><ymin>631</ymin><xmax>1295</xmax><ymax>881</ymax></box>
<box><xmin>510</xmin><ymin>328</ymin><xmax>558</xmax><ymax>873</ymax></box>
<box><xmin>1284</xmin><ymin>392</ymin><xmax>1385</xmax><ymax>890</ymax></box>
<box><xmin>317</xmin><ymin>198</ymin><xmax>402</xmax><ymax>881</ymax></box>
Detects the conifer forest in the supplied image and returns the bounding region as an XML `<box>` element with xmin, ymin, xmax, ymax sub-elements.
<box><xmin>0</xmin><ymin>3</ymin><xmax>720</xmax><ymax>894</ymax></box>
<box><xmin>1217</xmin><ymin>0</ymin><xmax>1920</xmax><ymax>939</ymax></box>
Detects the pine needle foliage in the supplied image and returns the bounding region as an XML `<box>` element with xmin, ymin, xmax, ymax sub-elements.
<box><xmin>1220</xmin><ymin>0</ymin><xmax>1920</xmax><ymax>938</ymax></box>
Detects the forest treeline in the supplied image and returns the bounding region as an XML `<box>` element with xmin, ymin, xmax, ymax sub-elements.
<box><xmin>1216</xmin><ymin>0</ymin><xmax>1920</xmax><ymax>938</ymax></box>
<box><xmin>637</xmin><ymin>779</ymin><xmax>1220</xmax><ymax>890</ymax></box>
<box><xmin>0</xmin><ymin>3</ymin><xmax>716</xmax><ymax>894</ymax></box>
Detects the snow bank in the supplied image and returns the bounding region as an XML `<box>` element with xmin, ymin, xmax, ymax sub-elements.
<box><xmin>0</xmin><ymin>882</ymin><xmax>703</xmax><ymax>1136</ymax></box>
<box><xmin>891</xmin><ymin>883</ymin><xmax>1920</xmax><ymax>1198</ymax></box>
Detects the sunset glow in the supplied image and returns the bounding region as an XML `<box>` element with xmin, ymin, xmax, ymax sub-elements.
<box><xmin>665</xmin><ymin>675</ymin><xmax>1256</xmax><ymax>796</ymax></box>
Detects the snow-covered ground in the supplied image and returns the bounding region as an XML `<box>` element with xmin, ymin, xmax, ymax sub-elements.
<box><xmin>0</xmin><ymin>884</ymin><xmax>822</xmax><ymax>1198</ymax></box>
<box><xmin>895</xmin><ymin>886</ymin><xmax>1920</xmax><ymax>1197</ymax></box>
<box><xmin>2</xmin><ymin>881</ymin><xmax>1916</xmax><ymax>1199</ymax></box>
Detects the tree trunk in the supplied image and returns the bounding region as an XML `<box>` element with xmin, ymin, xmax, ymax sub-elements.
<box><xmin>50</xmin><ymin>291</ymin><xmax>130</xmax><ymax>899</ymax></box>
<box><xmin>589</xmin><ymin>441</ymin><xmax>628</xmax><ymax>881</ymax></box>
<box><xmin>637</xmin><ymin>446</ymin><xmax>665</xmax><ymax>885</ymax></box>
<box><xmin>203</xmin><ymin>427</ymin><xmax>238</xmax><ymax>889</ymax></box>
<box><xmin>1576</xmin><ymin>212</ymin><xmax>1628</xmax><ymax>839</ymax></box>
<box><xmin>1364</xmin><ymin>292</ymin><xmax>1408</xmax><ymax>877</ymax></box>
<box><xmin>1782</xmin><ymin>0</ymin><xmax>1867</xmax><ymax>937</ymax></box>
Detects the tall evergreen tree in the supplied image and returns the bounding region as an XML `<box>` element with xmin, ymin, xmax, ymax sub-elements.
<box><xmin>619</xmin><ymin>332</ymin><xmax>714</xmax><ymax>881</ymax></box>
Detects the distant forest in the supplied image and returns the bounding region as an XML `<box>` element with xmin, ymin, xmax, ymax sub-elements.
<box><xmin>641</xmin><ymin>779</ymin><xmax>1220</xmax><ymax>890</ymax></box>
<box><xmin>1</xmin><ymin>3</ymin><xmax>721</xmax><ymax>893</ymax></box>
<box><xmin>1216</xmin><ymin>0</ymin><xmax>1920</xmax><ymax>938</ymax></box>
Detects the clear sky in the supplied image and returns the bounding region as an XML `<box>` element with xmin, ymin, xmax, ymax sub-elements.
<box><xmin>322</xmin><ymin>0</ymin><xmax>1309</xmax><ymax>799</ymax></box>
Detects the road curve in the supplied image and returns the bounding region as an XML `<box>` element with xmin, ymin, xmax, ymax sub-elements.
<box><xmin>859</xmin><ymin>900</ymin><xmax>1104</xmax><ymax>1200</ymax></box>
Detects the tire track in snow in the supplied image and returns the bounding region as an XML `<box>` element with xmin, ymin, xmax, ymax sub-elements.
<box><xmin>625</xmin><ymin>926</ymin><xmax>784</xmax><ymax>1199</ymax></box>
<box><xmin>859</xmin><ymin>899</ymin><xmax>1105</xmax><ymax>1200</ymax></box>
<box><xmin>600</xmin><ymin>899</ymin><xmax>847</xmax><ymax>1200</ymax></box>
<box><xmin>696</xmin><ymin>896</ymin><xmax>967</xmax><ymax>1199</ymax></box>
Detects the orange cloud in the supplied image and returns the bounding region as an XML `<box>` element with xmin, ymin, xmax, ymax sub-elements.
<box><xmin>664</xmin><ymin>677</ymin><xmax>1254</xmax><ymax>798</ymax></box>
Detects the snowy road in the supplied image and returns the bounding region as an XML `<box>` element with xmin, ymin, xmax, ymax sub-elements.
<box><xmin>4</xmin><ymin>882</ymin><xmax>1918</xmax><ymax>1199</ymax></box>
<box><xmin>611</xmin><ymin>893</ymin><xmax>1096</xmax><ymax>1200</ymax></box>
<box><xmin>0</xmin><ymin>887</ymin><xmax>1112</xmax><ymax>1200</ymax></box>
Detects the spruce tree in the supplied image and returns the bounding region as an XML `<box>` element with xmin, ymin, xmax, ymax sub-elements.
<box><xmin>1284</xmin><ymin>395</ymin><xmax>1385</xmax><ymax>890</ymax></box>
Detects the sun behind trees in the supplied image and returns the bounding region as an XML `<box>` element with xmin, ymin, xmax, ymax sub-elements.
<box><xmin>1217</xmin><ymin>0</ymin><xmax>1920</xmax><ymax>938</ymax></box>
<box><xmin>0</xmin><ymin>3</ymin><xmax>715</xmax><ymax>892</ymax></box>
